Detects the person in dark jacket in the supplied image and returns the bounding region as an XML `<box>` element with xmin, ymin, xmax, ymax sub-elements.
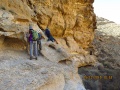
<box><xmin>45</xmin><ymin>28</ymin><xmax>58</xmax><ymax>44</ymax></box>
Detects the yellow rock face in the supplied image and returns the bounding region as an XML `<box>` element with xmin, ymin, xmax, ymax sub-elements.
<box><xmin>0</xmin><ymin>0</ymin><xmax>96</xmax><ymax>51</ymax></box>
<box><xmin>33</xmin><ymin>0</ymin><xmax>96</xmax><ymax>49</ymax></box>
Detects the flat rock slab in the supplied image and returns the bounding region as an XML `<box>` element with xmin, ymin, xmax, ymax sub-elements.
<box><xmin>41</xmin><ymin>41</ymin><xmax>71</xmax><ymax>63</ymax></box>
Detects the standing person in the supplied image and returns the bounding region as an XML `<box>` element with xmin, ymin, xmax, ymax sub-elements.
<box><xmin>37</xmin><ymin>31</ymin><xmax>46</xmax><ymax>55</ymax></box>
<box><xmin>28</xmin><ymin>29</ymin><xmax>34</xmax><ymax>60</ymax></box>
<box><xmin>37</xmin><ymin>32</ymin><xmax>42</xmax><ymax>55</ymax></box>
<box><xmin>28</xmin><ymin>25</ymin><xmax>38</xmax><ymax>60</ymax></box>
<box><xmin>45</xmin><ymin>28</ymin><xmax>58</xmax><ymax>44</ymax></box>
<box><xmin>25</xmin><ymin>24</ymin><xmax>33</xmax><ymax>55</ymax></box>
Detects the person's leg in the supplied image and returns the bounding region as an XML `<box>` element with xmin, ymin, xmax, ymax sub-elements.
<box><xmin>38</xmin><ymin>40</ymin><xmax>41</xmax><ymax>55</ymax></box>
<box><xmin>29</xmin><ymin>41</ymin><xmax>33</xmax><ymax>60</ymax></box>
<box><xmin>37</xmin><ymin>40</ymin><xmax>40</xmax><ymax>55</ymax></box>
<box><xmin>33</xmin><ymin>42</ymin><xmax>35</xmax><ymax>56</ymax></box>
<box><xmin>50</xmin><ymin>36</ymin><xmax>55</xmax><ymax>42</ymax></box>
<box><xmin>47</xmin><ymin>38</ymin><xmax>50</xmax><ymax>41</ymax></box>
<box><xmin>34</xmin><ymin>41</ymin><xmax>38</xmax><ymax>59</ymax></box>
<box><xmin>39</xmin><ymin>40</ymin><xmax>42</xmax><ymax>50</ymax></box>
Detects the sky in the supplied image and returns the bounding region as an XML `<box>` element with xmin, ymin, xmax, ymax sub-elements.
<box><xmin>93</xmin><ymin>0</ymin><xmax>120</xmax><ymax>24</ymax></box>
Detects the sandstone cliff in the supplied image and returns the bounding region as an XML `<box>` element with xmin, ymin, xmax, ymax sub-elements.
<box><xmin>0</xmin><ymin>0</ymin><xmax>97</xmax><ymax>90</ymax></box>
<box><xmin>0</xmin><ymin>0</ymin><xmax>96</xmax><ymax>52</ymax></box>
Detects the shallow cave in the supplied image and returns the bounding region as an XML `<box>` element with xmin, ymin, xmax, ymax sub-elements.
<box><xmin>1</xmin><ymin>36</ymin><xmax>26</xmax><ymax>50</ymax></box>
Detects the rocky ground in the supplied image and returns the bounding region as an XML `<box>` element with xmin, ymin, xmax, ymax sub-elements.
<box><xmin>0</xmin><ymin>40</ymin><xmax>97</xmax><ymax>90</ymax></box>
<box><xmin>78</xmin><ymin>17</ymin><xmax>120</xmax><ymax>90</ymax></box>
<box><xmin>0</xmin><ymin>49</ymin><xmax>85</xmax><ymax>90</ymax></box>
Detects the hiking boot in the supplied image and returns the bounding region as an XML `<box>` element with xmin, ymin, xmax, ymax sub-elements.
<box><xmin>30</xmin><ymin>56</ymin><xmax>33</xmax><ymax>60</ymax></box>
<box><xmin>35</xmin><ymin>57</ymin><xmax>37</xmax><ymax>60</ymax></box>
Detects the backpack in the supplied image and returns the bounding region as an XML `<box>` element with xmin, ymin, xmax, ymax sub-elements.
<box><xmin>32</xmin><ymin>30</ymin><xmax>39</xmax><ymax>40</ymax></box>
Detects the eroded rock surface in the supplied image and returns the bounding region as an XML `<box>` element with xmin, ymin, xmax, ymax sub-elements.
<box><xmin>0</xmin><ymin>48</ymin><xmax>97</xmax><ymax>90</ymax></box>
<box><xmin>0</xmin><ymin>0</ymin><xmax>96</xmax><ymax>51</ymax></box>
